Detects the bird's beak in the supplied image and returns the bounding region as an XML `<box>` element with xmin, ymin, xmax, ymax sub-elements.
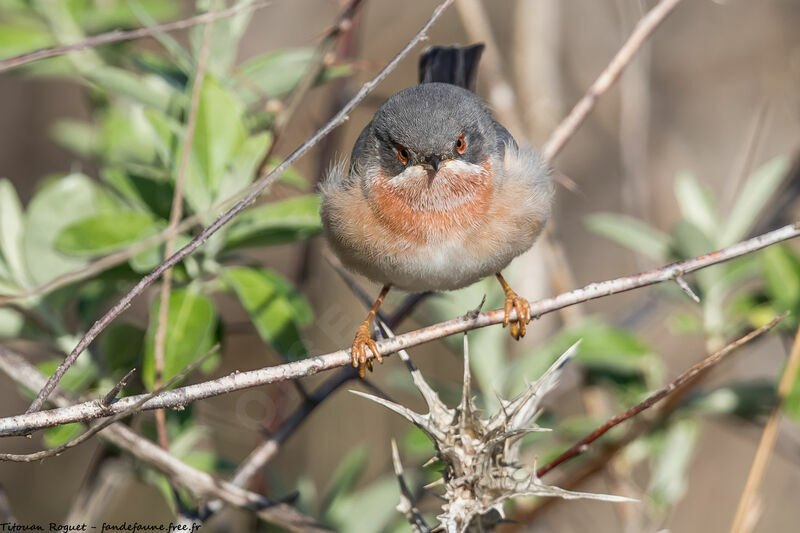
<box><xmin>425</xmin><ymin>155</ymin><xmax>446</xmax><ymax>172</ymax></box>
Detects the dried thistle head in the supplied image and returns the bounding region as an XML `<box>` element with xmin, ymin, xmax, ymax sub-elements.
<box><xmin>353</xmin><ymin>333</ymin><xmax>633</xmax><ymax>533</ymax></box>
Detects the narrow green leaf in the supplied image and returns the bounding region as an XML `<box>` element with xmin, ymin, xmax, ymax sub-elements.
<box><xmin>223</xmin><ymin>266</ymin><xmax>311</xmax><ymax>360</ymax></box>
<box><xmin>50</xmin><ymin>120</ymin><xmax>99</xmax><ymax>158</ymax></box>
<box><xmin>321</xmin><ymin>446</ymin><xmax>368</xmax><ymax>513</ymax></box>
<box><xmin>585</xmin><ymin>213</ymin><xmax>670</xmax><ymax>261</ymax></box>
<box><xmin>674</xmin><ymin>171</ymin><xmax>718</xmax><ymax>238</ymax></box>
<box><xmin>224</xmin><ymin>194</ymin><xmax>322</xmax><ymax>250</ymax></box>
<box><xmin>646</xmin><ymin>419</ymin><xmax>698</xmax><ymax>514</ymax></box>
<box><xmin>43</xmin><ymin>423</ymin><xmax>83</xmax><ymax>449</ymax></box>
<box><xmin>0</xmin><ymin>179</ymin><xmax>29</xmax><ymax>286</ymax></box>
<box><xmin>720</xmin><ymin>156</ymin><xmax>790</xmax><ymax>247</ymax></box>
<box><xmin>759</xmin><ymin>244</ymin><xmax>800</xmax><ymax>311</ymax></box>
<box><xmin>55</xmin><ymin>212</ymin><xmax>157</xmax><ymax>256</ymax></box>
<box><xmin>239</xmin><ymin>48</ymin><xmax>352</xmax><ymax>102</ymax></box>
<box><xmin>785</xmin><ymin>363</ymin><xmax>800</xmax><ymax>421</ymax></box>
<box><xmin>142</xmin><ymin>288</ymin><xmax>219</xmax><ymax>390</ymax></box>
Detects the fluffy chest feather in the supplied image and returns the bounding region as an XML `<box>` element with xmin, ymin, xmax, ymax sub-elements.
<box><xmin>367</xmin><ymin>160</ymin><xmax>494</xmax><ymax>244</ymax></box>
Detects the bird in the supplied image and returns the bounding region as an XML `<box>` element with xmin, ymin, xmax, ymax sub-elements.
<box><xmin>320</xmin><ymin>44</ymin><xmax>554</xmax><ymax>378</ymax></box>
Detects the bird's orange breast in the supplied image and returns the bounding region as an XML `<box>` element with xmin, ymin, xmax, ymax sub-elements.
<box><xmin>367</xmin><ymin>160</ymin><xmax>494</xmax><ymax>245</ymax></box>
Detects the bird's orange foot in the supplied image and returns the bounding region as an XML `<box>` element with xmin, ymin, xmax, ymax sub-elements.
<box><xmin>351</xmin><ymin>322</ymin><xmax>382</xmax><ymax>378</ymax></box>
<box><xmin>502</xmin><ymin>287</ymin><xmax>532</xmax><ymax>340</ymax></box>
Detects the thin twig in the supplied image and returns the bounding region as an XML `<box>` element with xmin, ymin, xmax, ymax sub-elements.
<box><xmin>0</xmin><ymin>346</ymin><xmax>217</xmax><ymax>462</ymax></box>
<box><xmin>153</xmin><ymin>0</ymin><xmax>216</xmax><ymax>453</ymax></box>
<box><xmin>536</xmin><ymin>312</ymin><xmax>788</xmax><ymax>477</ymax></box>
<box><xmin>0</xmin><ymin>348</ymin><xmax>330</xmax><ymax>532</ymax></box>
<box><xmin>2</xmin><ymin>224</ymin><xmax>797</xmax><ymax>436</ymax></box>
<box><xmin>24</xmin><ymin>0</ymin><xmax>456</xmax><ymax>415</ymax></box>
<box><xmin>541</xmin><ymin>0</ymin><xmax>683</xmax><ymax>161</ymax></box>
<box><xmin>0</xmin><ymin>1</ymin><xmax>270</xmax><ymax>73</ymax></box>
<box><xmin>101</xmin><ymin>367</ymin><xmax>137</xmax><ymax>406</ymax></box>
<box><xmin>729</xmin><ymin>320</ymin><xmax>800</xmax><ymax>533</ymax></box>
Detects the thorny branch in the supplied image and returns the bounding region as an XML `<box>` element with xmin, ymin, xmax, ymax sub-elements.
<box><xmin>0</xmin><ymin>1</ymin><xmax>271</xmax><ymax>73</ymax></box>
<box><xmin>536</xmin><ymin>312</ymin><xmax>788</xmax><ymax>477</ymax></box>
<box><xmin>1</xmin><ymin>223</ymin><xmax>797</xmax><ymax>437</ymax></box>
<box><xmin>24</xmin><ymin>0</ymin><xmax>457</xmax><ymax>415</ymax></box>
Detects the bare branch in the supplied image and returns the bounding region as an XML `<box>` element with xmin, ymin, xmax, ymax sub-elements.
<box><xmin>536</xmin><ymin>312</ymin><xmax>788</xmax><ymax>478</ymax></box>
<box><xmin>729</xmin><ymin>319</ymin><xmax>800</xmax><ymax>533</ymax></box>
<box><xmin>0</xmin><ymin>1</ymin><xmax>270</xmax><ymax>73</ymax></box>
<box><xmin>153</xmin><ymin>0</ymin><xmax>216</xmax><ymax>453</ymax></box>
<box><xmin>1</xmin><ymin>224</ymin><xmax>797</xmax><ymax>436</ymax></box>
<box><xmin>0</xmin><ymin>347</ymin><xmax>330</xmax><ymax>532</ymax></box>
<box><xmin>542</xmin><ymin>0</ymin><xmax>683</xmax><ymax>161</ymax></box>
<box><xmin>0</xmin><ymin>346</ymin><xmax>217</xmax><ymax>462</ymax></box>
<box><xmin>24</xmin><ymin>0</ymin><xmax>456</xmax><ymax>414</ymax></box>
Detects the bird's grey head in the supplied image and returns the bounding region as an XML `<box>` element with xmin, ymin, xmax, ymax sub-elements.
<box><xmin>353</xmin><ymin>83</ymin><xmax>499</xmax><ymax>178</ymax></box>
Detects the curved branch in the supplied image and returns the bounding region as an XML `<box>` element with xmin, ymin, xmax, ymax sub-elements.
<box><xmin>2</xmin><ymin>222</ymin><xmax>797</xmax><ymax>437</ymax></box>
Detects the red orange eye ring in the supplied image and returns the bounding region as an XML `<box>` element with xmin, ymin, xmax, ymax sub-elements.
<box><xmin>455</xmin><ymin>133</ymin><xmax>467</xmax><ymax>154</ymax></box>
<box><xmin>394</xmin><ymin>143</ymin><xmax>409</xmax><ymax>164</ymax></box>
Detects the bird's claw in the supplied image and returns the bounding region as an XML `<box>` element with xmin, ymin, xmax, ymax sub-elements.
<box><xmin>502</xmin><ymin>289</ymin><xmax>531</xmax><ymax>340</ymax></box>
<box><xmin>351</xmin><ymin>322</ymin><xmax>382</xmax><ymax>378</ymax></box>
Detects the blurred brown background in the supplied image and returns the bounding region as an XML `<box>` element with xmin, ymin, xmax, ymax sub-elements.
<box><xmin>2</xmin><ymin>0</ymin><xmax>800</xmax><ymax>531</ymax></box>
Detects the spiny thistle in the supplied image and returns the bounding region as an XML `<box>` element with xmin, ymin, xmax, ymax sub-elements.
<box><xmin>353</xmin><ymin>327</ymin><xmax>633</xmax><ymax>533</ymax></box>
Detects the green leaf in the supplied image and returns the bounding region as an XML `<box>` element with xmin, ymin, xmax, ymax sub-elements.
<box><xmin>720</xmin><ymin>156</ymin><xmax>790</xmax><ymax>247</ymax></box>
<box><xmin>0</xmin><ymin>21</ymin><xmax>53</xmax><ymax>59</ymax></box>
<box><xmin>585</xmin><ymin>213</ymin><xmax>670</xmax><ymax>261</ymax></box>
<box><xmin>223</xmin><ymin>266</ymin><xmax>311</xmax><ymax>360</ymax></box>
<box><xmin>783</xmin><ymin>361</ymin><xmax>800</xmax><ymax>421</ymax></box>
<box><xmin>646</xmin><ymin>419</ymin><xmax>698</xmax><ymax>514</ymax></box>
<box><xmin>264</xmin><ymin>158</ymin><xmax>308</xmax><ymax>190</ymax></box>
<box><xmin>515</xmin><ymin>319</ymin><xmax>657</xmax><ymax>386</ymax></box>
<box><xmin>759</xmin><ymin>244</ymin><xmax>800</xmax><ymax>311</ymax></box>
<box><xmin>37</xmin><ymin>356</ymin><xmax>97</xmax><ymax>394</ymax></box>
<box><xmin>194</xmin><ymin>77</ymin><xmax>245</xmax><ymax>187</ymax></box>
<box><xmin>142</xmin><ymin>288</ymin><xmax>218</xmax><ymax>390</ymax></box>
<box><xmin>55</xmin><ymin>212</ymin><xmax>157</xmax><ymax>256</ymax></box>
<box><xmin>0</xmin><ymin>179</ymin><xmax>29</xmax><ymax>286</ymax></box>
<box><xmin>86</xmin><ymin>66</ymin><xmax>177</xmax><ymax>111</ymax></box>
<box><xmin>98</xmin><ymin>322</ymin><xmax>145</xmax><ymax>376</ymax></box>
<box><xmin>23</xmin><ymin>173</ymin><xmax>103</xmax><ymax>285</ymax></box>
<box><xmin>321</xmin><ymin>446</ymin><xmax>368</xmax><ymax>513</ymax></box>
<box><xmin>214</xmin><ymin>131</ymin><xmax>271</xmax><ymax>203</ymax></box>
<box><xmin>190</xmin><ymin>0</ymin><xmax>255</xmax><ymax>76</ymax></box>
<box><xmin>691</xmin><ymin>380</ymin><xmax>776</xmax><ymax>420</ymax></box>
<box><xmin>324</xmin><ymin>476</ymin><xmax>402</xmax><ymax>533</ymax></box>
<box><xmin>101</xmin><ymin>167</ymin><xmax>175</xmax><ymax>220</ymax></box>
<box><xmin>185</xmin><ymin>76</ymin><xmax>246</xmax><ymax>212</ymax></box>
<box><xmin>224</xmin><ymin>194</ymin><xmax>322</xmax><ymax>250</ymax></box>
<box><xmin>0</xmin><ymin>307</ymin><xmax>24</xmax><ymax>338</ymax></box>
<box><xmin>43</xmin><ymin>423</ymin><xmax>83</xmax><ymax>449</ymax></box>
<box><xmin>239</xmin><ymin>48</ymin><xmax>352</xmax><ymax>102</ymax></box>
<box><xmin>674</xmin><ymin>171</ymin><xmax>718</xmax><ymax>239</ymax></box>
<box><xmin>50</xmin><ymin>120</ymin><xmax>99</xmax><ymax>158</ymax></box>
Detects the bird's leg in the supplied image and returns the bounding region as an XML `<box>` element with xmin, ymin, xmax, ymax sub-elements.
<box><xmin>496</xmin><ymin>273</ymin><xmax>531</xmax><ymax>340</ymax></box>
<box><xmin>351</xmin><ymin>285</ymin><xmax>391</xmax><ymax>378</ymax></box>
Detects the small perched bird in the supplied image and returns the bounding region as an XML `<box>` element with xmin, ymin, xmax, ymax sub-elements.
<box><xmin>321</xmin><ymin>44</ymin><xmax>554</xmax><ymax>377</ymax></box>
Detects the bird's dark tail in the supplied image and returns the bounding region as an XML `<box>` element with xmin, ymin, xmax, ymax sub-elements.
<box><xmin>418</xmin><ymin>44</ymin><xmax>485</xmax><ymax>93</ymax></box>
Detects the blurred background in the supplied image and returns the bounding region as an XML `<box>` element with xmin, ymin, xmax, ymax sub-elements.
<box><xmin>1</xmin><ymin>0</ymin><xmax>800</xmax><ymax>531</ymax></box>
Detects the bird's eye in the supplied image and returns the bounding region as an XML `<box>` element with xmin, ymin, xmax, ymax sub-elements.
<box><xmin>395</xmin><ymin>144</ymin><xmax>409</xmax><ymax>164</ymax></box>
<box><xmin>455</xmin><ymin>133</ymin><xmax>467</xmax><ymax>154</ymax></box>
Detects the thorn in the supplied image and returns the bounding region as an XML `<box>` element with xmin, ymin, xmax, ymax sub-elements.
<box><xmin>424</xmin><ymin>478</ymin><xmax>445</xmax><ymax>489</ymax></box>
<box><xmin>101</xmin><ymin>368</ymin><xmax>136</xmax><ymax>406</ymax></box>
<box><xmin>465</xmin><ymin>295</ymin><xmax>486</xmax><ymax>319</ymax></box>
<box><xmin>675</xmin><ymin>275</ymin><xmax>701</xmax><ymax>303</ymax></box>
